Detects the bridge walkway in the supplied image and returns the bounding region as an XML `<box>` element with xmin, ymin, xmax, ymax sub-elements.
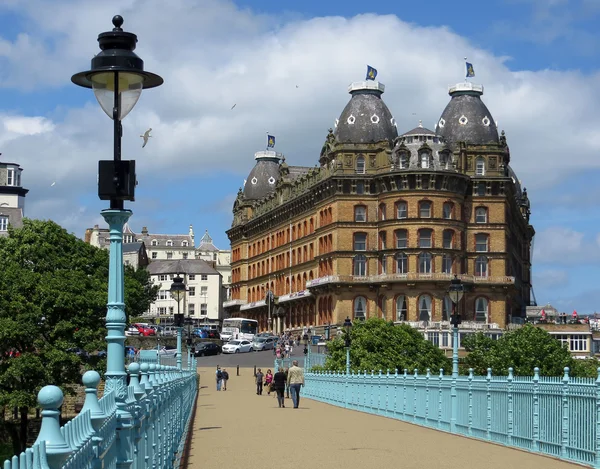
<box><xmin>185</xmin><ymin>367</ymin><xmax>579</xmax><ymax>469</ymax></box>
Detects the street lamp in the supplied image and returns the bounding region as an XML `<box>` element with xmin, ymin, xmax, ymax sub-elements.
<box><xmin>71</xmin><ymin>14</ymin><xmax>163</xmax><ymax>431</ymax></box>
<box><xmin>170</xmin><ymin>274</ymin><xmax>187</xmax><ymax>370</ymax></box>
<box><xmin>343</xmin><ymin>317</ymin><xmax>352</xmax><ymax>374</ymax></box>
<box><xmin>448</xmin><ymin>275</ymin><xmax>464</xmax><ymax>377</ymax></box>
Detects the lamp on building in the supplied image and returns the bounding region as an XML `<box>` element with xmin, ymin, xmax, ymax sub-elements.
<box><xmin>170</xmin><ymin>274</ymin><xmax>187</xmax><ymax>370</ymax></box>
<box><xmin>448</xmin><ymin>275</ymin><xmax>464</xmax><ymax>378</ymax></box>
<box><xmin>70</xmin><ymin>15</ymin><xmax>163</xmax><ymax>449</ymax></box>
<box><xmin>343</xmin><ymin>316</ymin><xmax>352</xmax><ymax>374</ymax></box>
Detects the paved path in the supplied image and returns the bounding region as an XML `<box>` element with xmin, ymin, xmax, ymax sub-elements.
<box><xmin>185</xmin><ymin>367</ymin><xmax>579</xmax><ymax>469</ymax></box>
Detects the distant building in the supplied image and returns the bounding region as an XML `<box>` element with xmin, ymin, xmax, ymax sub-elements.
<box><xmin>196</xmin><ymin>230</ymin><xmax>232</xmax><ymax>302</ymax></box>
<box><xmin>146</xmin><ymin>259</ymin><xmax>223</xmax><ymax>326</ymax></box>
<box><xmin>123</xmin><ymin>242</ymin><xmax>149</xmax><ymax>270</ymax></box>
<box><xmin>0</xmin><ymin>161</ymin><xmax>28</xmax><ymax>236</ymax></box>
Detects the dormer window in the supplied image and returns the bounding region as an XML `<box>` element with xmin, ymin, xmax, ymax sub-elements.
<box><xmin>476</xmin><ymin>157</ymin><xmax>486</xmax><ymax>176</ymax></box>
<box><xmin>439</xmin><ymin>150</ymin><xmax>451</xmax><ymax>170</ymax></box>
<box><xmin>399</xmin><ymin>151</ymin><xmax>409</xmax><ymax>169</ymax></box>
<box><xmin>420</xmin><ymin>151</ymin><xmax>431</xmax><ymax>169</ymax></box>
<box><xmin>356</xmin><ymin>156</ymin><xmax>365</xmax><ymax>174</ymax></box>
<box><xmin>6</xmin><ymin>168</ymin><xmax>17</xmax><ymax>186</ymax></box>
<box><xmin>166</xmin><ymin>240</ymin><xmax>173</xmax><ymax>247</ymax></box>
<box><xmin>151</xmin><ymin>240</ymin><xmax>158</xmax><ymax>246</ymax></box>
<box><xmin>182</xmin><ymin>241</ymin><xmax>189</xmax><ymax>247</ymax></box>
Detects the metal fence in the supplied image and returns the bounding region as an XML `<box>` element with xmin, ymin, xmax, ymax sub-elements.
<box><xmin>274</xmin><ymin>353</ymin><xmax>327</xmax><ymax>372</ymax></box>
<box><xmin>3</xmin><ymin>358</ymin><xmax>198</xmax><ymax>469</ymax></box>
<box><xmin>304</xmin><ymin>367</ymin><xmax>600</xmax><ymax>468</ymax></box>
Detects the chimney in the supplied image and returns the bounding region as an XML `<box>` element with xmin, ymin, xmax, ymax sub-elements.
<box><xmin>142</xmin><ymin>226</ymin><xmax>148</xmax><ymax>235</ymax></box>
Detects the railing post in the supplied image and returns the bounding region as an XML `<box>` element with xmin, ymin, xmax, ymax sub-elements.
<box><xmin>507</xmin><ymin>367</ymin><xmax>514</xmax><ymax>446</ymax></box>
<box><xmin>34</xmin><ymin>386</ymin><xmax>72</xmax><ymax>469</ymax></box>
<box><xmin>438</xmin><ymin>369</ymin><xmax>444</xmax><ymax>429</ymax></box>
<box><xmin>403</xmin><ymin>369</ymin><xmax>407</xmax><ymax>419</ymax></box>
<box><xmin>486</xmin><ymin>368</ymin><xmax>492</xmax><ymax>441</ymax></box>
<box><xmin>468</xmin><ymin>368</ymin><xmax>474</xmax><ymax>436</ymax></box>
<box><xmin>413</xmin><ymin>369</ymin><xmax>418</xmax><ymax>423</ymax></box>
<box><xmin>81</xmin><ymin>371</ymin><xmax>106</xmax><ymax>469</ymax></box>
<box><xmin>425</xmin><ymin>369</ymin><xmax>431</xmax><ymax>424</ymax></box>
<box><xmin>561</xmin><ymin>367</ymin><xmax>570</xmax><ymax>459</ymax></box>
<box><xmin>139</xmin><ymin>363</ymin><xmax>153</xmax><ymax>469</ymax></box>
<box><xmin>595</xmin><ymin>367</ymin><xmax>600</xmax><ymax>469</ymax></box>
<box><xmin>128</xmin><ymin>363</ymin><xmax>145</xmax><ymax>469</ymax></box>
<box><xmin>532</xmin><ymin>367</ymin><xmax>540</xmax><ymax>452</ymax></box>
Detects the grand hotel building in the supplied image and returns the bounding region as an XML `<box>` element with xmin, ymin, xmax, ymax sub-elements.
<box><xmin>224</xmin><ymin>78</ymin><xmax>534</xmax><ymax>338</ymax></box>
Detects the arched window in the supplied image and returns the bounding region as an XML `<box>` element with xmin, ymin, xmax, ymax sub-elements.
<box><xmin>419</xmin><ymin>252</ymin><xmax>432</xmax><ymax>274</ymax></box>
<box><xmin>475</xmin><ymin>297</ymin><xmax>489</xmax><ymax>323</ymax></box>
<box><xmin>442</xmin><ymin>202</ymin><xmax>453</xmax><ymax>219</ymax></box>
<box><xmin>396</xmin><ymin>201</ymin><xmax>407</xmax><ymax>219</ymax></box>
<box><xmin>443</xmin><ymin>230</ymin><xmax>454</xmax><ymax>249</ymax></box>
<box><xmin>395</xmin><ymin>252</ymin><xmax>408</xmax><ymax>274</ymax></box>
<box><xmin>439</xmin><ymin>150</ymin><xmax>451</xmax><ymax>170</ymax></box>
<box><xmin>353</xmin><ymin>254</ymin><xmax>367</xmax><ymax>276</ymax></box>
<box><xmin>420</xmin><ymin>151</ymin><xmax>431</xmax><ymax>169</ymax></box>
<box><xmin>354</xmin><ymin>296</ymin><xmax>366</xmax><ymax>320</ymax></box>
<box><xmin>395</xmin><ymin>229</ymin><xmax>407</xmax><ymax>249</ymax></box>
<box><xmin>356</xmin><ymin>156</ymin><xmax>365</xmax><ymax>174</ymax></box>
<box><xmin>442</xmin><ymin>254</ymin><xmax>453</xmax><ymax>273</ymax></box>
<box><xmin>475</xmin><ymin>234</ymin><xmax>489</xmax><ymax>252</ymax></box>
<box><xmin>182</xmin><ymin>240</ymin><xmax>188</xmax><ymax>247</ymax></box>
<box><xmin>475</xmin><ymin>256</ymin><xmax>488</xmax><ymax>277</ymax></box>
<box><xmin>476</xmin><ymin>157</ymin><xmax>486</xmax><ymax>176</ymax></box>
<box><xmin>166</xmin><ymin>240</ymin><xmax>173</xmax><ymax>247</ymax></box>
<box><xmin>379</xmin><ymin>203</ymin><xmax>387</xmax><ymax>221</ymax></box>
<box><xmin>418</xmin><ymin>229</ymin><xmax>432</xmax><ymax>248</ymax></box>
<box><xmin>353</xmin><ymin>233</ymin><xmax>367</xmax><ymax>251</ymax></box>
<box><xmin>396</xmin><ymin>295</ymin><xmax>407</xmax><ymax>321</ymax></box>
<box><xmin>419</xmin><ymin>200</ymin><xmax>432</xmax><ymax>218</ymax></box>
<box><xmin>354</xmin><ymin>205</ymin><xmax>366</xmax><ymax>222</ymax></box>
<box><xmin>418</xmin><ymin>294</ymin><xmax>432</xmax><ymax>321</ymax></box>
<box><xmin>151</xmin><ymin>239</ymin><xmax>158</xmax><ymax>246</ymax></box>
<box><xmin>399</xmin><ymin>151</ymin><xmax>409</xmax><ymax>169</ymax></box>
<box><xmin>442</xmin><ymin>296</ymin><xmax>453</xmax><ymax>321</ymax></box>
<box><xmin>378</xmin><ymin>295</ymin><xmax>387</xmax><ymax>318</ymax></box>
<box><xmin>475</xmin><ymin>207</ymin><xmax>488</xmax><ymax>224</ymax></box>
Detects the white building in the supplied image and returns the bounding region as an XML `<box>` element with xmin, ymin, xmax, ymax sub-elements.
<box><xmin>196</xmin><ymin>230</ymin><xmax>232</xmax><ymax>301</ymax></box>
<box><xmin>146</xmin><ymin>259</ymin><xmax>223</xmax><ymax>326</ymax></box>
<box><xmin>0</xmin><ymin>161</ymin><xmax>28</xmax><ymax>236</ymax></box>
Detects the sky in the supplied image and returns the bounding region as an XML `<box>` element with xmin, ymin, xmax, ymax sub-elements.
<box><xmin>1</xmin><ymin>0</ymin><xmax>599</xmax><ymax>313</ymax></box>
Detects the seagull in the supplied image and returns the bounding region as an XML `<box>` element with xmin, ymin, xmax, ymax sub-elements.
<box><xmin>231</xmin><ymin>104</ymin><xmax>236</xmax><ymax>110</ymax></box>
<box><xmin>296</xmin><ymin>85</ymin><xmax>299</xmax><ymax>88</ymax></box>
<box><xmin>140</xmin><ymin>128</ymin><xmax>152</xmax><ymax>148</ymax></box>
<box><xmin>50</xmin><ymin>182</ymin><xmax>56</xmax><ymax>187</ymax></box>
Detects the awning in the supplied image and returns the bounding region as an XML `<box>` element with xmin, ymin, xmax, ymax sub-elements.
<box><xmin>277</xmin><ymin>290</ymin><xmax>313</xmax><ymax>304</ymax></box>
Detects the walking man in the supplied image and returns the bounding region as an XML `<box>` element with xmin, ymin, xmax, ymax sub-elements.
<box><xmin>222</xmin><ymin>368</ymin><xmax>229</xmax><ymax>391</ymax></box>
<box><xmin>255</xmin><ymin>368</ymin><xmax>264</xmax><ymax>395</ymax></box>
<box><xmin>216</xmin><ymin>366</ymin><xmax>223</xmax><ymax>391</ymax></box>
<box><xmin>287</xmin><ymin>360</ymin><xmax>305</xmax><ymax>408</ymax></box>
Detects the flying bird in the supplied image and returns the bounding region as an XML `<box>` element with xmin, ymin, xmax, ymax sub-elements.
<box><xmin>140</xmin><ymin>128</ymin><xmax>152</xmax><ymax>148</ymax></box>
<box><xmin>296</xmin><ymin>85</ymin><xmax>299</xmax><ymax>88</ymax></box>
<box><xmin>50</xmin><ymin>182</ymin><xmax>56</xmax><ymax>187</ymax></box>
<box><xmin>231</xmin><ymin>104</ymin><xmax>236</xmax><ymax>110</ymax></box>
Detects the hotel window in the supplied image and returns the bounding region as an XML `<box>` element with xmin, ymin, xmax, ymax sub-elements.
<box><xmin>427</xmin><ymin>332</ymin><xmax>440</xmax><ymax>347</ymax></box>
<box><xmin>475</xmin><ymin>207</ymin><xmax>488</xmax><ymax>223</ymax></box>
<box><xmin>353</xmin><ymin>254</ymin><xmax>367</xmax><ymax>276</ymax></box>
<box><xmin>476</xmin><ymin>157</ymin><xmax>486</xmax><ymax>176</ymax></box>
<box><xmin>166</xmin><ymin>252</ymin><xmax>173</xmax><ymax>259</ymax></box>
<box><xmin>396</xmin><ymin>201</ymin><xmax>407</xmax><ymax>219</ymax></box>
<box><xmin>395</xmin><ymin>253</ymin><xmax>408</xmax><ymax>274</ymax></box>
<box><xmin>151</xmin><ymin>252</ymin><xmax>158</xmax><ymax>259</ymax></box>
<box><xmin>6</xmin><ymin>168</ymin><xmax>15</xmax><ymax>186</ymax></box>
<box><xmin>443</xmin><ymin>230</ymin><xmax>454</xmax><ymax>249</ymax></box>
<box><xmin>356</xmin><ymin>156</ymin><xmax>365</xmax><ymax>174</ymax></box>
<box><xmin>189</xmin><ymin>287</ymin><xmax>196</xmax><ymax>297</ymax></box>
<box><xmin>395</xmin><ymin>230</ymin><xmax>407</xmax><ymax>249</ymax></box>
<box><xmin>158</xmin><ymin>290</ymin><xmax>168</xmax><ymax>300</ymax></box>
<box><xmin>158</xmin><ymin>274</ymin><xmax>168</xmax><ymax>281</ymax></box>
<box><xmin>420</xmin><ymin>151</ymin><xmax>431</xmax><ymax>169</ymax></box>
<box><xmin>189</xmin><ymin>274</ymin><xmax>196</xmax><ymax>281</ymax></box>
<box><xmin>158</xmin><ymin>307</ymin><xmax>167</xmax><ymax>315</ymax></box>
<box><xmin>182</xmin><ymin>253</ymin><xmax>188</xmax><ymax>259</ymax></box>
<box><xmin>475</xmin><ymin>297</ymin><xmax>488</xmax><ymax>323</ymax></box>
<box><xmin>475</xmin><ymin>256</ymin><xmax>488</xmax><ymax>277</ymax></box>
<box><xmin>379</xmin><ymin>255</ymin><xmax>387</xmax><ymax>274</ymax></box>
<box><xmin>354</xmin><ymin>296</ymin><xmax>366</xmax><ymax>320</ymax></box>
<box><xmin>418</xmin><ymin>252</ymin><xmax>432</xmax><ymax>274</ymax></box>
<box><xmin>419</xmin><ymin>201</ymin><xmax>432</xmax><ymax>218</ymax></box>
<box><xmin>399</xmin><ymin>152</ymin><xmax>409</xmax><ymax>169</ymax></box>
<box><xmin>166</xmin><ymin>240</ymin><xmax>173</xmax><ymax>247</ymax></box>
<box><xmin>442</xmin><ymin>296</ymin><xmax>452</xmax><ymax>321</ymax></box>
<box><xmin>201</xmin><ymin>275</ymin><xmax>208</xmax><ymax>281</ymax></box>
<box><xmin>182</xmin><ymin>240</ymin><xmax>188</xmax><ymax>247</ymax></box>
<box><xmin>442</xmin><ymin>202</ymin><xmax>453</xmax><ymax>219</ymax></box>
<box><xmin>0</xmin><ymin>216</ymin><xmax>8</xmax><ymax>231</ymax></box>
<box><xmin>475</xmin><ymin>234</ymin><xmax>489</xmax><ymax>252</ymax></box>
<box><xmin>477</xmin><ymin>182</ymin><xmax>486</xmax><ymax>196</ymax></box>
<box><xmin>439</xmin><ymin>151</ymin><xmax>451</xmax><ymax>170</ymax></box>
<box><xmin>200</xmin><ymin>304</ymin><xmax>208</xmax><ymax>315</ymax></box>
<box><xmin>201</xmin><ymin>286</ymin><xmax>208</xmax><ymax>296</ymax></box>
<box><xmin>151</xmin><ymin>240</ymin><xmax>158</xmax><ymax>246</ymax></box>
<box><xmin>396</xmin><ymin>295</ymin><xmax>407</xmax><ymax>321</ymax></box>
<box><xmin>354</xmin><ymin>205</ymin><xmax>366</xmax><ymax>222</ymax></box>
<box><xmin>418</xmin><ymin>229</ymin><xmax>432</xmax><ymax>248</ymax></box>
<box><xmin>418</xmin><ymin>294</ymin><xmax>432</xmax><ymax>321</ymax></box>
<box><xmin>188</xmin><ymin>304</ymin><xmax>195</xmax><ymax>315</ymax></box>
<box><xmin>570</xmin><ymin>335</ymin><xmax>587</xmax><ymax>352</ymax></box>
<box><xmin>379</xmin><ymin>203</ymin><xmax>387</xmax><ymax>221</ymax></box>
<box><xmin>354</xmin><ymin>233</ymin><xmax>367</xmax><ymax>251</ymax></box>
<box><xmin>442</xmin><ymin>254</ymin><xmax>453</xmax><ymax>274</ymax></box>
<box><xmin>379</xmin><ymin>231</ymin><xmax>387</xmax><ymax>249</ymax></box>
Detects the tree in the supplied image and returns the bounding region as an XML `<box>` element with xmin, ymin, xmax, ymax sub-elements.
<box><xmin>322</xmin><ymin>318</ymin><xmax>451</xmax><ymax>374</ymax></box>
<box><xmin>0</xmin><ymin>219</ymin><xmax>158</xmax><ymax>453</ymax></box>
<box><xmin>461</xmin><ymin>324</ymin><xmax>589</xmax><ymax>377</ymax></box>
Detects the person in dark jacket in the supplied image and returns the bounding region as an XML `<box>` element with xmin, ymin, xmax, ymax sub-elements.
<box><xmin>273</xmin><ymin>369</ymin><xmax>287</xmax><ymax>408</ymax></box>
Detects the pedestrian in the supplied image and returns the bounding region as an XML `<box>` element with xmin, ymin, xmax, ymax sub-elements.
<box><xmin>287</xmin><ymin>360</ymin><xmax>305</xmax><ymax>409</ymax></box>
<box><xmin>285</xmin><ymin>342</ymin><xmax>290</xmax><ymax>358</ymax></box>
<box><xmin>276</xmin><ymin>347</ymin><xmax>282</xmax><ymax>360</ymax></box>
<box><xmin>273</xmin><ymin>368</ymin><xmax>286</xmax><ymax>408</ymax></box>
<box><xmin>265</xmin><ymin>369</ymin><xmax>274</xmax><ymax>395</ymax></box>
<box><xmin>255</xmin><ymin>368</ymin><xmax>264</xmax><ymax>395</ymax></box>
<box><xmin>221</xmin><ymin>368</ymin><xmax>229</xmax><ymax>391</ymax></box>
<box><xmin>216</xmin><ymin>366</ymin><xmax>223</xmax><ymax>391</ymax></box>
<box><xmin>284</xmin><ymin>367</ymin><xmax>290</xmax><ymax>398</ymax></box>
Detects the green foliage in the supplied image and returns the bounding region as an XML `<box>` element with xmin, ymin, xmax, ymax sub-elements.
<box><xmin>461</xmin><ymin>324</ymin><xmax>595</xmax><ymax>377</ymax></box>
<box><xmin>323</xmin><ymin>318</ymin><xmax>451</xmax><ymax>374</ymax></box>
<box><xmin>0</xmin><ymin>219</ymin><xmax>158</xmax><ymax>450</ymax></box>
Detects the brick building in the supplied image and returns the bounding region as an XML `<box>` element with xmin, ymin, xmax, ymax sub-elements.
<box><xmin>225</xmin><ymin>78</ymin><xmax>534</xmax><ymax>335</ymax></box>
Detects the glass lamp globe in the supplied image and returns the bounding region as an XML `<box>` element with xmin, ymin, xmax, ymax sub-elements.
<box><xmin>91</xmin><ymin>72</ymin><xmax>144</xmax><ymax>120</ymax></box>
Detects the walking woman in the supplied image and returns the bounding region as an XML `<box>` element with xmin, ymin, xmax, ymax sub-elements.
<box><xmin>273</xmin><ymin>368</ymin><xmax>286</xmax><ymax>408</ymax></box>
<box><xmin>265</xmin><ymin>369</ymin><xmax>274</xmax><ymax>395</ymax></box>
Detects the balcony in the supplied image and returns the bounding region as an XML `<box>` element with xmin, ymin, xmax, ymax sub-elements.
<box><xmin>398</xmin><ymin>320</ymin><xmax>502</xmax><ymax>331</ymax></box>
<box><xmin>306</xmin><ymin>273</ymin><xmax>515</xmax><ymax>288</ymax></box>
<box><xmin>223</xmin><ymin>299</ymin><xmax>247</xmax><ymax>308</ymax></box>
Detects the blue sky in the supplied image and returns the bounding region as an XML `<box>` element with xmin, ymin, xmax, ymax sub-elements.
<box><xmin>0</xmin><ymin>0</ymin><xmax>599</xmax><ymax>313</ymax></box>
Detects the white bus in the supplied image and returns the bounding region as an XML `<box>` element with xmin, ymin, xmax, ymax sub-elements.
<box><xmin>221</xmin><ymin>318</ymin><xmax>258</xmax><ymax>342</ymax></box>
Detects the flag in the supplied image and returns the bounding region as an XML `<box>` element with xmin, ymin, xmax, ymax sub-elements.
<box><xmin>267</xmin><ymin>135</ymin><xmax>275</xmax><ymax>148</ymax></box>
<box><xmin>466</xmin><ymin>62</ymin><xmax>475</xmax><ymax>78</ymax></box>
<box><xmin>366</xmin><ymin>65</ymin><xmax>377</xmax><ymax>81</ymax></box>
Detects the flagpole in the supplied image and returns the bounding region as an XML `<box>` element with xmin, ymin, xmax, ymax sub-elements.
<box><xmin>266</xmin><ymin>131</ymin><xmax>269</xmax><ymax>151</ymax></box>
<box><xmin>464</xmin><ymin>57</ymin><xmax>468</xmax><ymax>83</ymax></box>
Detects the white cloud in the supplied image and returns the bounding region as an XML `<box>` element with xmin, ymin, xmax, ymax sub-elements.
<box><xmin>534</xmin><ymin>268</ymin><xmax>569</xmax><ymax>289</ymax></box>
<box><xmin>534</xmin><ymin>227</ymin><xmax>600</xmax><ymax>264</ymax></box>
<box><xmin>2</xmin><ymin>116</ymin><xmax>55</xmax><ymax>136</ymax></box>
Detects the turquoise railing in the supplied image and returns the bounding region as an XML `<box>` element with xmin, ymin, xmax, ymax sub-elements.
<box><xmin>304</xmin><ymin>367</ymin><xmax>600</xmax><ymax>468</ymax></box>
<box><xmin>274</xmin><ymin>353</ymin><xmax>327</xmax><ymax>372</ymax></box>
<box><xmin>3</xmin><ymin>359</ymin><xmax>197</xmax><ymax>469</ymax></box>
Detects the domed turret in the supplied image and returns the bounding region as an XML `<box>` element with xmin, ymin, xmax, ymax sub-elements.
<box><xmin>242</xmin><ymin>151</ymin><xmax>282</xmax><ymax>201</ymax></box>
<box><xmin>436</xmin><ymin>83</ymin><xmax>499</xmax><ymax>145</ymax></box>
<box><xmin>334</xmin><ymin>81</ymin><xmax>398</xmax><ymax>144</ymax></box>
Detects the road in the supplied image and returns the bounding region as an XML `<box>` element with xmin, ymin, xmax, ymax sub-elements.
<box><xmin>193</xmin><ymin>345</ymin><xmax>315</xmax><ymax>369</ymax></box>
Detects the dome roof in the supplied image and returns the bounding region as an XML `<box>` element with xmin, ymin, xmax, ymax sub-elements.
<box><xmin>436</xmin><ymin>83</ymin><xmax>499</xmax><ymax>145</ymax></box>
<box><xmin>334</xmin><ymin>81</ymin><xmax>398</xmax><ymax>144</ymax></box>
<box><xmin>243</xmin><ymin>151</ymin><xmax>281</xmax><ymax>201</ymax></box>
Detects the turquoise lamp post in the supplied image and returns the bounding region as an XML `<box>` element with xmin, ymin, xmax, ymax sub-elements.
<box><xmin>170</xmin><ymin>274</ymin><xmax>187</xmax><ymax>370</ymax></box>
<box><xmin>448</xmin><ymin>274</ymin><xmax>464</xmax><ymax>433</ymax></box>
<box><xmin>71</xmin><ymin>15</ymin><xmax>163</xmax><ymax>468</ymax></box>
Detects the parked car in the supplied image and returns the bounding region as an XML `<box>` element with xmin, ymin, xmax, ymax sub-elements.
<box><xmin>222</xmin><ymin>340</ymin><xmax>253</xmax><ymax>354</ymax></box>
<box><xmin>251</xmin><ymin>337</ymin><xmax>275</xmax><ymax>351</ymax></box>
<box><xmin>194</xmin><ymin>342</ymin><xmax>221</xmax><ymax>357</ymax></box>
<box><xmin>67</xmin><ymin>348</ymin><xmax>90</xmax><ymax>359</ymax></box>
<box><xmin>135</xmin><ymin>324</ymin><xmax>156</xmax><ymax>336</ymax></box>
<box><xmin>158</xmin><ymin>347</ymin><xmax>177</xmax><ymax>358</ymax></box>
<box><xmin>126</xmin><ymin>325</ymin><xmax>141</xmax><ymax>336</ymax></box>
<box><xmin>161</xmin><ymin>326</ymin><xmax>178</xmax><ymax>337</ymax></box>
